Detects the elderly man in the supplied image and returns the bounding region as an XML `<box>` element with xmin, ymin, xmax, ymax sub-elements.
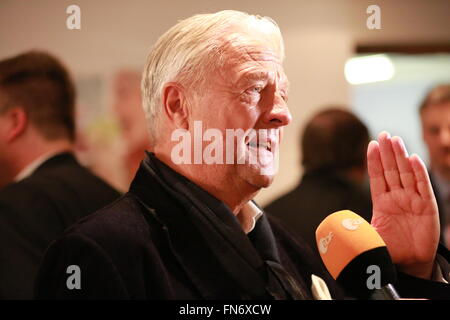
<box><xmin>35</xmin><ymin>11</ymin><xmax>449</xmax><ymax>299</ymax></box>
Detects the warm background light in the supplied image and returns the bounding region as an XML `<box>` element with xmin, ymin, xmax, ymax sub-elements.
<box><xmin>345</xmin><ymin>54</ymin><xmax>395</xmax><ymax>85</ymax></box>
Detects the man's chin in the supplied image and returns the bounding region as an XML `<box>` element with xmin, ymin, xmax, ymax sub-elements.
<box><xmin>244</xmin><ymin>170</ymin><xmax>275</xmax><ymax>189</ymax></box>
<box><xmin>256</xmin><ymin>176</ymin><xmax>275</xmax><ymax>189</ymax></box>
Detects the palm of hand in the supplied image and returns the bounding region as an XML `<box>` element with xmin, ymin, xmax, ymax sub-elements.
<box><xmin>368</xmin><ymin>132</ymin><xmax>439</xmax><ymax>278</ymax></box>
<box><xmin>372</xmin><ymin>187</ymin><xmax>438</xmax><ymax>265</ymax></box>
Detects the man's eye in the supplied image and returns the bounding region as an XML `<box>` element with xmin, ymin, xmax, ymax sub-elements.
<box><xmin>248</xmin><ymin>86</ymin><xmax>263</xmax><ymax>94</ymax></box>
<box><xmin>428</xmin><ymin>127</ymin><xmax>439</xmax><ymax>135</ymax></box>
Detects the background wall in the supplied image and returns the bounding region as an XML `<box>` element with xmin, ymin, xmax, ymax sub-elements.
<box><xmin>1</xmin><ymin>0</ymin><xmax>449</xmax><ymax>205</ymax></box>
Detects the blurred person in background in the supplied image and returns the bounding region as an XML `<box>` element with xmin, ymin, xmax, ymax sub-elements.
<box><xmin>0</xmin><ymin>51</ymin><xmax>121</xmax><ymax>299</ymax></box>
<box><xmin>420</xmin><ymin>84</ymin><xmax>450</xmax><ymax>247</ymax></box>
<box><xmin>265</xmin><ymin>108</ymin><xmax>372</xmax><ymax>252</ymax></box>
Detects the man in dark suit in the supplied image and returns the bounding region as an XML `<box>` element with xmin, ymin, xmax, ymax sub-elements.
<box><xmin>35</xmin><ymin>11</ymin><xmax>449</xmax><ymax>299</ymax></box>
<box><xmin>0</xmin><ymin>51</ymin><xmax>121</xmax><ymax>299</ymax></box>
<box><xmin>265</xmin><ymin>108</ymin><xmax>372</xmax><ymax>252</ymax></box>
<box><xmin>420</xmin><ymin>84</ymin><xmax>450</xmax><ymax>247</ymax></box>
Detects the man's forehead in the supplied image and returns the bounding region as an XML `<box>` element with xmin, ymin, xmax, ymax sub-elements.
<box><xmin>227</xmin><ymin>43</ymin><xmax>282</xmax><ymax>64</ymax></box>
<box><xmin>0</xmin><ymin>89</ymin><xmax>8</xmax><ymax>106</ymax></box>
<box><xmin>422</xmin><ymin>105</ymin><xmax>450</xmax><ymax>128</ymax></box>
<box><xmin>222</xmin><ymin>26</ymin><xmax>282</xmax><ymax>54</ymax></box>
<box><xmin>222</xmin><ymin>46</ymin><xmax>286</xmax><ymax>78</ymax></box>
<box><xmin>423</xmin><ymin>103</ymin><xmax>450</xmax><ymax>117</ymax></box>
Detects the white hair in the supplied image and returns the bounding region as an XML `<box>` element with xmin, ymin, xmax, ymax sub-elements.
<box><xmin>141</xmin><ymin>10</ymin><xmax>284</xmax><ymax>143</ymax></box>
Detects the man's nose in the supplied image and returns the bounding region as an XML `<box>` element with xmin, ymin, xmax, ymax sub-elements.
<box><xmin>439</xmin><ymin>127</ymin><xmax>450</xmax><ymax>146</ymax></box>
<box><xmin>265</xmin><ymin>98</ymin><xmax>292</xmax><ymax>127</ymax></box>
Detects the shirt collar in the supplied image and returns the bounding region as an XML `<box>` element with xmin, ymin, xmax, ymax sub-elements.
<box><xmin>238</xmin><ymin>201</ymin><xmax>264</xmax><ymax>234</ymax></box>
<box><xmin>14</xmin><ymin>151</ymin><xmax>62</xmax><ymax>182</ymax></box>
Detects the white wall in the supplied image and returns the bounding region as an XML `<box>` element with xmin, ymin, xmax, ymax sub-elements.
<box><xmin>1</xmin><ymin>0</ymin><xmax>449</xmax><ymax>205</ymax></box>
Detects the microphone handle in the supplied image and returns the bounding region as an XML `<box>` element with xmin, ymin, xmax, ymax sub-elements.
<box><xmin>369</xmin><ymin>284</ymin><xmax>401</xmax><ymax>300</ymax></box>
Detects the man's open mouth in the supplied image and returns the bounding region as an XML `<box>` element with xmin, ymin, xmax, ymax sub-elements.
<box><xmin>246</xmin><ymin>139</ymin><xmax>272</xmax><ymax>152</ymax></box>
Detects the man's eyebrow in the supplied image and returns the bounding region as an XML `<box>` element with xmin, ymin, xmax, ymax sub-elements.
<box><xmin>283</xmin><ymin>79</ymin><xmax>290</xmax><ymax>92</ymax></box>
<box><xmin>238</xmin><ymin>71</ymin><xmax>269</xmax><ymax>85</ymax></box>
<box><xmin>281</xmin><ymin>82</ymin><xmax>290</xmax><ymax>96</ymax></box>
<box><xmin>273</xmin><ymin>72</ymin><xmax>290</xmax><ymax>94</ymax></box>
<box><xmin>236</xmin><ymin>70</ymin><xmax>290</xmax><ymax>91</ymax></box>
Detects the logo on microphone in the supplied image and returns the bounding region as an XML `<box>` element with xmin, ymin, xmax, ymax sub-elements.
<box><xmin>342</xmin><ymin>218</ymin><xmax>363</xmax><ymax>231</ymax></box>
<box><xmin>318</xmin><ymin>232</ymin><xmax>334</xmax><ymax>254</ymax></box>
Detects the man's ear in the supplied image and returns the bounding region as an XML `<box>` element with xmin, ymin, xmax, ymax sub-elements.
<box><xmin>3</xmin><ymin>107</ymin><xmax>28</xmax><ymax>142</ymax></box>
<box><xmin>162</xmin><ymin>82</ymin><xmax>190</xmax><ymax>130</ymax></box>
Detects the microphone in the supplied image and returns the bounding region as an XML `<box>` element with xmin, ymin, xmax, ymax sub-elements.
<box><xmin>315</xmin><ymin>210</ymin><xmax>400</xmax><ymax>300</ymax></box>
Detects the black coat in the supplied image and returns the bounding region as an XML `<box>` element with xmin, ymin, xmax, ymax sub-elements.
<box><xmin>35</xmin><ymin>154</ymin><xmax>450</xmax><ymax>299</ymax></box>
<box><xmin>0</xmin><ymin>153</ymin><xmax>121</xmax><ymax>299</ymax></box>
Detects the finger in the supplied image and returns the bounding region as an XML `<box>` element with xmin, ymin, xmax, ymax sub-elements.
<box><xmin>409</xmin><ymin>154</ymin><xmax>435</xmax><ymax>200</ymax></box>
<box><xmin>391</xmin><ymin>136</ymin><xmax>416</xmax><ymax>190</ymax></box>
<box><xmin>378</xmin><ymin>131</ymin><xmax>402</xmax><ymax>190</ymax></box>
<box><xmin>367</xmin><ymin>140</ymin><xmax>387</xmax><ymax>198</ymax></box>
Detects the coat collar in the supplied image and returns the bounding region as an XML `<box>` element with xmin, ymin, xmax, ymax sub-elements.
<box><xmin>14</xmin><ymin>152</ymin><xmax>76</xmax><ymax>182</ymax></box>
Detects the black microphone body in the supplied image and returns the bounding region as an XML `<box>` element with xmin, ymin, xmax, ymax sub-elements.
<box><xmin>370</xmin><ymin>284</ymin><xmax>401</xmax><ymax>300</ymax></box>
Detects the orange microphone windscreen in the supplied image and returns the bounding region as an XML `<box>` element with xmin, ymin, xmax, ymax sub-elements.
<box><xmin>315</xmin><ymin>210</ymin><xmax>386</xmax><ymax>279</ymax></box>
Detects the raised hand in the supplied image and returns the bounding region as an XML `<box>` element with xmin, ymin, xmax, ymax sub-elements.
<box><xmin>367</xmin><ymin>132</ymin><xmax>440</xmax><ymax>279</ymax></box>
